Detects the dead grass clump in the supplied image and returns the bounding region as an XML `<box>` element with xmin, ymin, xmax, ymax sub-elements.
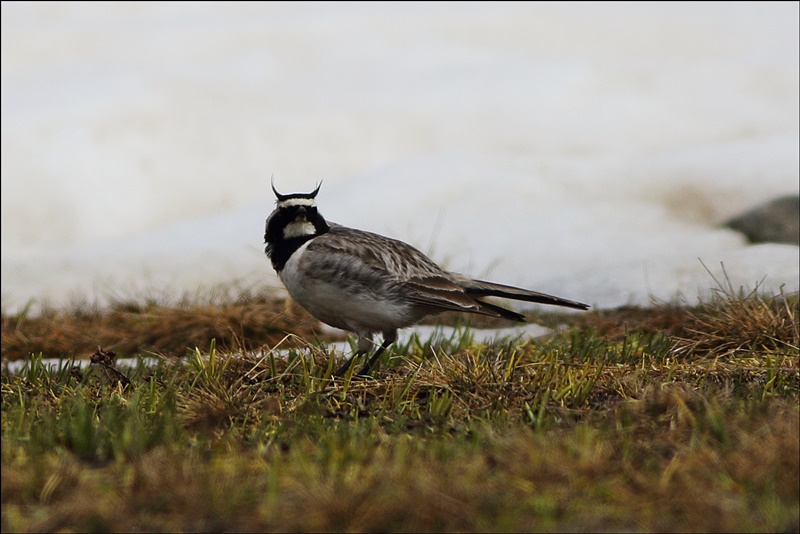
<box><xmin>550</xmin><ymin>303</ymin><xmax>689</xmax><ymax>340</ymax></box>
<box><xmin>176</xmin><ymin>343</ymin><xmax>303</xmax><ymax>432</ymax></box>
<box><xmin>1</xmin><ymin>289</ymin><xmax>334</xmax><ymax>361</ymax></box>
<box><xmin>673</xmin><ymin>285</ymin><xmax>799</xmax><ymax>361</ymax></box>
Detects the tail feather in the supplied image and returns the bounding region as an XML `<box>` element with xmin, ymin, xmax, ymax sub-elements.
<box><xmin>461</xmin><ymin>278</ymin><xmax>590</xmax><ymax>311</ymax></box>
<box><xmin>475</xmin><ymin>299</ymin><xmax>527</xmax><ymax>322</ymax></box>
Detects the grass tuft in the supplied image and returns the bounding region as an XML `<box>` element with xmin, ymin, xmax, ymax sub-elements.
<box><xmin>673</xmin><ymin>278</ymin><xmax>798</xmax><ymax>361</ymax></box>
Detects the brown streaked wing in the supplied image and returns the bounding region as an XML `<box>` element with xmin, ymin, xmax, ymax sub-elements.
<box><xmin>308</xmin><ymin>225</ymin><xmax>448</xmax><ymax>281</ymax></box>
<box><xmin>402</xmin><ymin>275</ymin><xmax>483</xmax><ymax>314</ymax></box>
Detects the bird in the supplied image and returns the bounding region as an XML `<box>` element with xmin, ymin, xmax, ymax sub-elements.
<box><xmin>264</xmin><ymin>182</ymin><xmax>589</xmax><ymax>376</ymax></box>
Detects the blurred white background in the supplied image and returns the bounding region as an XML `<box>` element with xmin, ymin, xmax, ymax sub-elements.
<box><xmin>2</xmin><ymin>1</ymin><xmax>798</xmax><ymax>313</ymax></box>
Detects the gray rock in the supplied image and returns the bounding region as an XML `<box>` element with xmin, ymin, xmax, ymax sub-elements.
<box><xmin>724</xmin><ymin>195</ymin><xmax>799</xmax><ymax>246</ymax></box>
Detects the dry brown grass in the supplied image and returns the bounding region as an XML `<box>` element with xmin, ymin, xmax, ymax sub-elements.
<box><xmin>1</xmin><ymin>288</ymin><xmax>334</xmax><ymax>361</ymax></box>
<box><xmin>673</xmin><ymin>282</ymin><xmax>799</xmax><ymax>360</ymax></box>
<box><xmin>560</xmin><ymin>303</ymin><xmax>690</xmax><ymax>339</ymax></box>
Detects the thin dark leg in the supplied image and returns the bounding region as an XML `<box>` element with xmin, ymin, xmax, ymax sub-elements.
<box><xmin>334</xmin><ymin>351</ymin><xmax>364</xmax><ymax>377</ymax></box>
<box><xmin>357</xmin><ymin>331</ymin><xmax>397</xmax><ymax>376</ymax></box>
<box><xmin>356</xmin><ymin>345</ymin><xmax>387</xmax><ymax>377</ymax></box>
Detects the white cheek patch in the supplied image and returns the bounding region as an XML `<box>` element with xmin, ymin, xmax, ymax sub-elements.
<box><xmin>283</xmin><ymin>220</ymin><xmax>316</xmax><ymax>239</ymax></box>
<box><xmin>277</xmin><ymin>198</ymin><xmax>316</xmax><ymax>208</ymax></box>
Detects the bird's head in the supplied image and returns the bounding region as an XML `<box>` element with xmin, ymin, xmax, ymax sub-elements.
<box><xmin>264</xmin><ymin>180</ymin><xmax>329</xmax><ymax>257</ymax></box>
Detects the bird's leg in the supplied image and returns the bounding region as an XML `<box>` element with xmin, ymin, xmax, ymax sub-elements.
<box><xmin>333</xmin><ymin>351</ymin><xmax>361</xmax><ymax>376</ymax></box>
<box><xmin>358</xmin><ymin>330</ymin><xmax>397</xmax><ymax>376</ymax></box>
<box><xmin>334</xmin><ymin>334</ymin><xmax>373</xmax><ymax>377</ymax></box>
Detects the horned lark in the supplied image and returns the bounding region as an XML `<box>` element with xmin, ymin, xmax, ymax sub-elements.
<box><xmin>265</xmin><ymin>183</ymin><xmax>588</xmax><ymax>376</ymax></box>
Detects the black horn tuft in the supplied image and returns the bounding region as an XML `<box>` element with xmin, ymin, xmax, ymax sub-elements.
<box><xmin>271</xmin><ymin>176</ymin><xmax>289</xmax><ymax>202</ymax></box>
<box><xmin>272</xmin><ymin>176</ymin><xmax>322</xmax><ymax>201</ymax></box>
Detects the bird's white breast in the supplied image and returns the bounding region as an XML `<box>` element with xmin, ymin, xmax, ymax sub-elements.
<box><xmin>279</xmin><ymin>240</ymin><xmax>416</xmax><ymax>334</ymax></box>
